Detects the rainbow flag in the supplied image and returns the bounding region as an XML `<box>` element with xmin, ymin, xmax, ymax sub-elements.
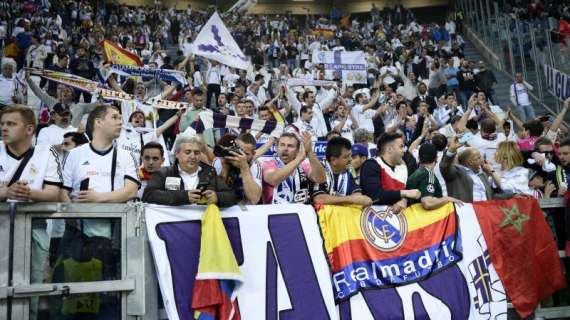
<box><xmin>102</xmin><ymin>40</ymin><xmax>143</xmax><ymax>67</ymax></box>
<box><xmin>317</xmin><ymin>202</ymin><xmax>462</xmax><ymax>301</ymax></box>
<box><xmin>191</xmin><ymin>205</ymin><xmax>242</xmax><ymax>320</ymax></box>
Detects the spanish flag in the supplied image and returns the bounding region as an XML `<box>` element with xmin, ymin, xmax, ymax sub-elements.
<box><xmin>191</xmin><ymin>205</ymin><xmax>242</xmax><ymax>320</ymax></box>
<box><xmin>102</xmin><ymin>40</ymin><xmax>143</xmax><ymax>67</ymax></box>
<box><xmin>317</xmin><ymin>203</ymin><xmax>461</xmax><ymax>301</ymax></box>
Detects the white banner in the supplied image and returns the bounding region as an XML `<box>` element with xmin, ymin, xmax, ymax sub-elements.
<box><xmin>146</xmin><ymin>203</ymin><xmax>506</xmax><ymax>320</ymax></box>
<box><xmin>544</xmin><ymin>64</ymin><xmax>570</xmax><ymax>101</ymax></box>
<box><xmin>192</xmin><ymin>12</ymin><xmax>250</xmax><ymax>70</ymax></box>
<box><xmin>312</xmin><ymin>50</ymin><xmax>367</xmax><ymax>85</ymax></box>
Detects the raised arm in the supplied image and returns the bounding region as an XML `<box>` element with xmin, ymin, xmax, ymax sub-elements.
<box><xmin>25</xmin><ymin>72</ymin><xmax>58</xmax><ymax>109</ymax></box>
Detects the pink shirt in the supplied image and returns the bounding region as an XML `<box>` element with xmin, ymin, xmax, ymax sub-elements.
<box><xmin>517</xmin><ymin>136</ymin><xmax>539</xmax><ymax>152</ymax></box>
<box><xmin>261</xmin><ymin>158</ymin><xmax>312</xmax><ymax>204</ymax></box>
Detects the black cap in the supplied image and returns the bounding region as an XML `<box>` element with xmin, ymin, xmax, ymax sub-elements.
<box><xmin>53</xmin><ymin>103</ymin><xmax>70</xmax><ymax>114</ymax></box>
<box><xmin>419</xmin><ymin>143</ymin><xmax>438</xmax><ymax>164</ymax></box>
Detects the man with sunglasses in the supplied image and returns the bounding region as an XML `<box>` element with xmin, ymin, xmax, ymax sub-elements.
<box><xmin>36</xmin><ymin>102</ymin><xmax>77</xmax><ymax>152</ymax></box>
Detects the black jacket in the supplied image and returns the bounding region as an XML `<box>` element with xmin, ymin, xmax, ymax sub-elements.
<box><xmin>142</xmin><ymin>162</ymin><xmax>236</xmax><ymax>207</ymax></box>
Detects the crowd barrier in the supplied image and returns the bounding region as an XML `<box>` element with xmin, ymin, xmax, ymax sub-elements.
<box><xmin>457</xmin><ymin>0</ymin><xmax>566</xmax><ymax>114</ymax></box>
<box><xmin>0</xmin><ymin>198</ymin><xmax>567</xmax><ymax>319</ymax></box>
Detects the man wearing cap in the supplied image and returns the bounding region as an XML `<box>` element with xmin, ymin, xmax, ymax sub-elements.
<box><xmin>36</xmin><ymin>102</ymin><xmax>77</xmax><ymax>152</ymax></box>
<box><xmin>312</xmin><ymin>137</ymin><xmax>372</xmax><ymax>206</ymax></box>
<box><xmin>350</xmin><ymin>143</ymin><xmax>368</xmax><ymax>185</ymax></box>
<box><xmin>407</xmin><ymin>143</ymin><xmax>462</xmax><ymax>209</ymax></box>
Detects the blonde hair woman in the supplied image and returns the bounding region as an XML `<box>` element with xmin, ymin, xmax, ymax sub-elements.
<box><xmin>495</xmin><ymin>141</ymin><xmax>532</xmax><ymax>195</ymax></box>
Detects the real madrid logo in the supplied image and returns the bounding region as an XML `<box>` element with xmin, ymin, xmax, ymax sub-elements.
<box><xmin>361</xmin><ymin>206</ymin><xmax>407</xmax><ymax>252</ymax></box>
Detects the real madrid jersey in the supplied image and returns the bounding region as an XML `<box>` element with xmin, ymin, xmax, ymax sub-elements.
<box><xmin>62</xmin><ymin>143</ymin><xmax>140</xmax><ymax>238</ymax></box>
<box><xmin>0</xmin><ymin>143</ymin><xmax>62</xmax><ymax>192</ymax></box>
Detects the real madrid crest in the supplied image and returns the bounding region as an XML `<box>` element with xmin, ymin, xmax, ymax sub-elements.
<box><xmin>361</xmin><ymin>206</ymin><xmax>407</xmax><ymax>252</ymax></box>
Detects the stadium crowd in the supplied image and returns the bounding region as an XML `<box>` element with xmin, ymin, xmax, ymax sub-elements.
<box><xmin>0</xmin><ymin>0</ymin><xmax>569</xmax><ymax>318</ymax></box>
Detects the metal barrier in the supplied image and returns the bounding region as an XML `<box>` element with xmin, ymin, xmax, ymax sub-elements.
<box><xmin>0</xmin><ymin>199</ymin><xmax>567</xmax><ymax>319</ymax></box>
<box><xmin>0</xmin><ymin>202</ymin><xmax>159</xmax><ymax>320</ymax></box>
<box><xmin>456</xmin><ymin>0</ymin><xmax>564</xmax><ymax>115</ymax></box>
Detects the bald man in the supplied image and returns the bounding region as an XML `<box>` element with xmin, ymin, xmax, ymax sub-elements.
<box><xmin>440</xmin><ymin>137</ymin><xmax>513</xmax><ymax>202</ymax></box>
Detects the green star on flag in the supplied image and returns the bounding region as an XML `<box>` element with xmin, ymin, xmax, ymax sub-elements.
<box><xmin>499</xmin><ymin>204</ymin><xmax>530</xmax><ymax>235</ymax></box>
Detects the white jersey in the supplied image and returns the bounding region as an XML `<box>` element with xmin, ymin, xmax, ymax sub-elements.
<box><xmin>0</xmin><ymin>143</ymin><xmax>62</xmax><ymax>193</ymax></box>
<box><xmin>36</xmin><ymin>124</ymin><xmax>77</xmax><ymax>147</ymax></box>
<box><xmin>117</xmin><ymin>126</ymin><xmax>171</xmax><ymax>166</ymax></box>
<box><xmin>352</xmin><ymin>103</ymin><xmax>376</xmax><ymax>133</ymax></box>
<box><xmin>62</xmin><ymin>143</ymin><xmax>140</xmax><ymax>238</ymax></box>
<box><xmin>331</xmin><ymin>118</ymin><xmax>354</xmax><ymax>143</ymax></box>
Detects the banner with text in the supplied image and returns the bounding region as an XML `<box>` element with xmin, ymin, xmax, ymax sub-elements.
<box><xmin>544</xmin><ymin>64</ymin><xmax>570</xmax><ymax>101</ymax></box>
<box><xmin>146</xmin><ymin>203</ymin><xmax>507</xmax><ymax>320</ymax></box>
<box><xmin>312</xmin><ymin>50</ymin><xmax>367</xmax><ymax>85</ymax></box>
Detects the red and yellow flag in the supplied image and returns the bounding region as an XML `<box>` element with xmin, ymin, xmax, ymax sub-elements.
<box><xmin>101</xmin><ymin>40</ymin><xmax>143</xmax><ymax>67</ymax></box>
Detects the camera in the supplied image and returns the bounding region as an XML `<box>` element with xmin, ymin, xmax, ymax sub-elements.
<box><xmin>213</xmin><ymin>137</ymin><xmax>242</xmax><ymax>158</ymax></box>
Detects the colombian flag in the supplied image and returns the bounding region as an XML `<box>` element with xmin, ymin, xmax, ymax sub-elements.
<box><xmin>317</xmin><ymin>203</ymin><xmax>461</xmax><ymax>301</ymax></box>
<box><xmin>191</xmin><ymin>205</ymin><xmax>242</xmax><ymax>320</ymax></box>
<box><xmin>102</xmin><ymin>40</ymin><xmax>143</xmax><ymax>67</ymax></box>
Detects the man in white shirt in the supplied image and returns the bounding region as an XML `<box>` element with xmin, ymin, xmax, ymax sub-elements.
<box><xmin>0</xmin><ymin>105</ymin><xmax>62</xmax><ymax>320</ymax></box>
<box><xmin>331</xmin><ymin>103</ymin><xmax>358</xmax><ymax>143</ymax></box>
<box><xmin>36</xmin><ymin>103</ymin><xmax>76</xmax><ymax>151</ymax></box>
<box><xmin>433</xmin><ymin>93</ymin><xmax>464</xmax><ymax>128</ymax></box>
<box><xmin>351</xmin><ymin>89</ymin><xmax>381</xmax><ymax>134</ymax></box>
<box><xmin>61</xmin><ymin>104</ymin><xmax>140</xmax><ymax>281</ymax></box>
<box><xmin>292</xmin><ymin>106</ymin><xmax>318</xmax><ymax>141</ymax></box>
<box><xmin>510</xmin><ymin>73</ymin><xmax>535</xmax><ymax>123</ymax></box>
<box><xmin>205</xmin><ymin>59</ymin><xmax>222</xmax><ymax>109</ymax></box>
<box><xmin>287</xmin><ymin>87</ymin><xmax>334</xmax><ymax>139</ymax></box>
<box><xmin>0</xmin><ymin>58</ymin><xmax>20</xmax><ymax>107</ymax></box>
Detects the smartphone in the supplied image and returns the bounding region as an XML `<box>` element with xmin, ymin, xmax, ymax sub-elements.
<box><xmin>80</xmin><ymin>178</ymin><xmax>90</xmax><ymax>191</ymax></box>
<box><xmin>196</xmin><ymin>182</ymin><xmax>208</xmax><ymax>195</ymax></box>
<box><xmin>458</xmin><ymin>132</ymin><xmax>474</xmax><ymax>144</ymax></box>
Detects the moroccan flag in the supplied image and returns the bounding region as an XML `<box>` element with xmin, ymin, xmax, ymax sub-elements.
<box><xmin>472</xmin><ymin>198</ymin><xmax>566</xmax><ymax>318</ymax></box>
<box><xmin>191</xmin><ymin>205</ymin><xmax>242</xmax><ymax>320</ymax></box>
<box><xmin>317</xmin><ymin>202</ymin><xmax>461</xmax><ymax>301</ymax></box>
<box><xmin>101</xmin><ymin>40</ymin><xmax>143</xmax><ymax>67</ymax></box>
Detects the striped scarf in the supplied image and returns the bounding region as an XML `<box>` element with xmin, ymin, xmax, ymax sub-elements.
<box><xmin>192</xmin><ymin>112</ymin><xmax>284</xmax><ymax>138</ymax></box>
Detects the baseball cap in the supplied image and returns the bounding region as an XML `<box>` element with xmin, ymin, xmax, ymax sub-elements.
<box><xmin>52</xmin><ymin>103</ymin><xmax>70</xmax><ymax>114</ymax></box>
<box><xmin>419</xmin><ymin>143</ymin><xmax>437</xmax><ymax>164</ymax></box>
<box><xmin>351</xmin><ymin>143</ymin><xmax>368</xmax><ymax>157</ymax></box>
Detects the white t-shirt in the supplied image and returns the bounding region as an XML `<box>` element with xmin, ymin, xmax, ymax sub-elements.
<box><xmin>331</xmin><ymin>118</ymin><xmax>354</xmax><ymax>143</ymax></box>
<box><xmin>0</xmin><ymin>143</ymin><xmax>62</xmax><ymax>193</ymax></box>
<box><xmin>62</xmin><ymin>143</ymin><xmax>140</xmax><ymax>238</ymax></box>
<box><xmin>352</xmin><ymin>104</ymin><xmax>375</xmax><ymax>133</ymax></box>
<box><xmin>36</xmin><ymin>124</ymin><xmax>76</xmax><ymax>147</ymax></box>
<box><xmin>467</xmin><ymin>132</ymin><xmax>507</xmax><ymax>172</ymax></box>
<box><xmin>0</xmin><ymin>75</ymin><xmax>16</xmax><ymax>106</ymax></box>
<box><xmin>117</xmin><ymin>126</ymin><xmax>157</xmax><ymax>162</ymax></box>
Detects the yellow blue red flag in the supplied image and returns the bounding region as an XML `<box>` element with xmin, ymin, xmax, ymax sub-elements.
<box><xmin>191</xmin><ymin>204</ymin><xmax>242</xmax><ymax>320</ymax></box>
<box><xmin>317</xmin><ymin>202</ymin><xmax>462</xmax><ymax>301</ymax></box>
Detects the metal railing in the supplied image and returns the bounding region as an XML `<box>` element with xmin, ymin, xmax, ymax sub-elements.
<box><xmin>0</xmin><ymin>199</ymin><xmax>567</xmax><ymax>319</ymax></box>
<box><xmin>0</xmin><ymin>202</ymin><xmax>159</xmax><ymax>320</ymax></box>
<box><xmin>457</xmin><ymin>0</ymin><xmax>565</xmax><ymax>114</ymax></box>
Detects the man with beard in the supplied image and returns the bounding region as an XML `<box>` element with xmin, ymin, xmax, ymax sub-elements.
<box><xmin>36</xmin><ymin>103</ymin><xmax>76</xmax><ymax>152</ymax></box>
<box><xmin>261</xmin><ymin>132</ymin><xmax>326</xmax><ymax>204</ymax></box>
<box><xmin>138</xmin><ymin>142</ymin><xmax>165</xmax><ymax>198</ymax></box>
<box><xmin>69</xmin><ymin>46</ymin><xmax>96</xmax><ymax>102</ymax></box>
<box><xmin>360</xmin><ymin>132</ymin><xmax>421</xmax><ymax>213</ymax></box>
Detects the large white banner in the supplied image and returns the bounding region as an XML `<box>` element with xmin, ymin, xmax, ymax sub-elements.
<box><xmin>146</xmin><ymin>204</ymin><xmax>507</xmax><ymax>320</ymax></box>
<box><xmin>312</xmin><ymin>50</ymin><xmax>367</xmax><ymax>85</ymax></box>
<box><xmin>192</xmin><ymin>12</ymin><xmax>250</xmax><ymax>70</ymax></box>
<box><xmin>544</xmin><ymin>64</ymin><xmax>570</xmax><ymax>101</ymax></box>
